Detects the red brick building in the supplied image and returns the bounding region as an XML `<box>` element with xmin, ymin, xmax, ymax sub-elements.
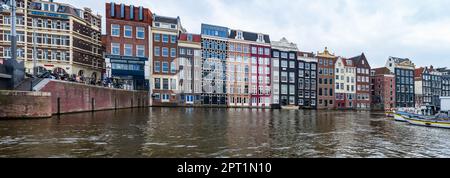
<box><xmin>371</xmin><ymin>67</ymin><xmax>396</xmax><ymax>111</ymax></box>
<box><xmin>350</xmin><ymin>53</ymin><xmax>371</xmax><ymax>110</ymax></box>
<box><xmin>317</xmin><ymin>47</ymin><xmax>337</xmax><ymax>109</ymax></box>
<box><xmin>104</xmin><ymin>3</ymin><xmax>152</xmax><ymax>90</ymax></box>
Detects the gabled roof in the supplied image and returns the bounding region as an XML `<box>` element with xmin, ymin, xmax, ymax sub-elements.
<box><xmin>349</xmin><ymin>53</ymin><xmax>371</xmax><ymax>68</ymax></box>
<box><xmin>373</xmin><ymin>67</ymin><xmax>393</xmax><ymax>75</ymax></box>
<box><xmin>415</xmin><ymin>67</ymin><xmax>425</xmax><ymax>78</ymax></box>
<box><xmin>179</xmin><ymin>33</ymin><xmax>201</xmax><ymax>43</ymax></box>
<box><xmin>229</xmin><ymin>30</ymin><xmax>270</xmax><ymax>43</ymax></box>
<box><xmin>154</xmin><ymin>15</ymin><xmax>179</xmax><ymax>24</ymax></box>
<box><xmin>271</xmin><ymin>37</ymin><xmax>298</xmax><ymax>51</ymax></box>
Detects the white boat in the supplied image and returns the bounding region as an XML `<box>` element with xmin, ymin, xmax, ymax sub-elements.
<box><xmin>393</xmin><ymin>113</ymin><xmax>407</xmax><ymax>122</ymax></box>
<box><xmin>403</xmin><ymin>105</ymin><xmax>450</xmax><ymax>129</ymax></box>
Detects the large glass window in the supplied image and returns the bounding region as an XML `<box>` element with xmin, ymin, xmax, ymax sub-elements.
<box><xmin>163</xmin><ymin>79</ymin><xmax>169</xmax><ymax>90</ymax></box>
<box><xmin>124</xmin><ymin>44</ymin><xmax>133</xmax><ymax>56</ymax></box>
<box><xmin>111</xmin><ymin>43</ymin><xmax>120</xmax><ymax>55</ymax></box>
<box><xmin>171</xmin><ymin>35</ymin><xmax>177</xmax><ymax>43</ymax></box>
<box><xmin>154</xmin><ymin>61</ymin><xmax>160</xmax><ymax>72</ymax></box>
<box><xmin>136</xmin><ymin>45</ymin><xmax>145</xmax><ymax>57</ymax></box>
<box><xmin>154</xmin><ymin>34</ymin><xmax>160</xmax><ymax>42</ymax></box>
<box><xmin>162</xmin><ymin>62</ymin><xmax>169</xmax><ymax>73</ymax></box>
<box><xmin>124</xmin><ymin>25</ymin><xmax>132</xmax><ymax>38</ymax></box>
<box><xmin>170</xmin><ymin>61</ymin><xmax>176</xmax><ymax>73</ymax></box>
<box><xmin>136</xmin><ymin>27</ymin><xmax>145</xmax><ymax>39</ymax></box>
<box><xmin>162</xmin><ymin>34</ymin><xmax>169</xmax><ymax>43</ymax></box>
<box><xmin>170</xmin><ymin>48</ymin><xmax>176</xmax><ymax>57</ymax></box>
<box><xmin>162</xmin><ymin>47</ymin><xmax>169</xmax><ymax>57</ymax></box>
<box><xmin>154</xmin><ymin>46</ymin><xmax>160</xmax><ymax>56</ymax></box>
<box><xmin>154</xmin><ymin>78</ymin><xmax>161</xmax><ymax>89</ymax></box>
<box><xmin>111</xmin><ymin>24</ymin><xmax>120</xmax><ymax>37</ymax></box>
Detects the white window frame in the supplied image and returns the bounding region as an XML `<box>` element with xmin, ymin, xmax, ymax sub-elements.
<box><xmin>136</xmin><ymin>27</ymin><xmax>145</xmax><ymax>39</ymax></box>
<box><xmin>111</xmin><ymin>24</ymin><xmax>120</xmax><ymax>37</ymax></box>
<box><xmin>124</xmin><ymin>25</ymin><xmax>133</xmax><ymax>38</ymax></box>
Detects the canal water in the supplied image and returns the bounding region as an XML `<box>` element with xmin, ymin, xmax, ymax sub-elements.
<box><xmin>1</xmin><ymin>108</ymin><xmax>450</xmax><ymax>158</ymax></box>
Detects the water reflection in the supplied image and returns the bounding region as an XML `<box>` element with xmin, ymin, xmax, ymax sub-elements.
<box><xmin>1</xmin><ymin>108</ymin><xmax>450</xmax><ymax>158</ymax></box>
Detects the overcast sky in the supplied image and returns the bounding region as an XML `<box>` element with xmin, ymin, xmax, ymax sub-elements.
<box><xmin>57</xmin><ymin>0</ymin><xmax>450</xmax><ymax>68</ymax></box>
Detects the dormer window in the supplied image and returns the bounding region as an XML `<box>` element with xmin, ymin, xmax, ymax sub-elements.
<box><xmin>257</xmin><ymin>34</ymin><xmax>264</xmax><ymax>42</ymax></box>
<box><xmin>155</xmin><ymin>22</ymin><xmax>160</xmax><ymax>27</ymax></box>
<box><xmin>187</xmin><ymin>34</ymin><xmax>193</xmax><ymax>42</ymax></box>
<box><xmin>171</xmin><ymin>24</ymin><xmax>176</xmax><ymax>29</ymax></box>
<box><xmin>237</xmin><ymin>31</ymin><xmax>243</xmax><ymax>40</ymax></box>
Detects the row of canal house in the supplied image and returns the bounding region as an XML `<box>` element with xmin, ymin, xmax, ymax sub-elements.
<box><xmin>102</xmin><ymin>2</ymin><xmax>450</xmax><ymax>111</ymax></box>
<box><xmin>5</xmin><ymin>1</ymin><xmax>449</xmax><ymax>111</ymax></box>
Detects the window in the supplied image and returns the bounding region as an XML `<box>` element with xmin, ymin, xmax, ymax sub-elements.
<box><xmin>154</xmin><ymin>34</ymin><xmax>160</xmax><ymax>42</ymax></box>
<box><xmin>289</xmin><ymin>72</ymin><xmax>295</xmax><ymax>83</ymax></box>
<box><xmin>162</xmin><ymin>34</ymin><xmax>169</xmax><ymax>43</ymax></box>
<box><xmin>289</xmin><ymin>61</ymin><xmax>295</xmax><ymax>68</ymax></box>
<box><xmin>281</xmin><ymin>60</ymin><xmax>288</xmax><ymax>68</ymax></box>
<box><xmin>163</xmin><ymin>79</ymin><xmax>169</xmax><ymax>90</ymax></box>
<box><xmin>170</xmin><ymin>48</ymin><xmax>176</xmax><ymax>57</ymax></box>
<box><xmin>111</xmin><ymin>24</ymin><xmax>120</xmax><ymax>37</ymax></box>
<box><xmin>281</xmin><ymin>72</ymin><xmax>288</xmax><ymax>82</ymax></box>
<box><xmin>136</xmin><ymin>27</ymin><xmax>145</xmax><ymax>39</ymax></box>
<box><xmin>273</xmin><ymin>51</ymin><xmax>280</xmax><ymax>58</ymax></box>
<box><xmin>154</xmin><ymin>47</ymin><xmax>160</xmax><ymax>56</ymax></box>
<box><xmin>162</xmin><ymin>62</ymin><xmax>169</xmax><ymax>73</ymax></box>
<box><xmin>265</xmin><ymin>48</ymin><xmax>270</xmax><ymax>55</ymax></box>
<box><xmin>162</xmin><ymin>47</ymin><xmax>169</xmax><ymax>57</ymax></box>
<box><xmin>251</xmin><ymin>47</ymin><xmax>257</xmax><ymax>54</ymax></box>
<box><xmin>289</xmin><ymin>53</ymin><xmax>295</xmax><ymax>59</ymax></box>
<box><xmin>124</xmin><ymin>25</ymin><xmax>132</xmax><ymax>38</ymax></box>
<box><xmin>171</xmin><ymin>35</ymin><xmax>177</xmax><ymax>43</ymax></box>
<box><xmin>289</xmin><ymin>85</ymin><xmax>295</xmax><ymax>95</ymax></box>
<box><xmin>170</xmin><ymin>61</ymin><xmax>176</xmax><ymax>73</ymax></box>
<box><xmin>124</xmin><ymin>44</ymin><xmax>133</xmax><ymax>56</ymax></box>
<box><xmin>273</xmin><ymin>59</ymin><xmax>279</xmax><ymax>67</ymax></box>
<box><xmin>281</xmin><ymin>85</ymin><xmax>288</xmax><ymax>94</ymax></box>
<box><xmin>111</xmin><ymin>43</ymin><xmax>120</xmax><ymax>55</ymax></box>
<box><xmin>154</xmin><ymin>78</ymin><xmax>161</xmax><ymax>89</ymax></box>
<box><xmin>170</xmin><ymin>79</ymin><xmax>177</xmax><ymax>90</ymax></box>
<box><xmin>154</xmin><ymin>61</ymin><xmax>160</xmax><ymax>72</ymax></box>
<box><xmin>136</xmin><ymin>45</ymin><xmax>145</xmax><ymax>57</ymax></box>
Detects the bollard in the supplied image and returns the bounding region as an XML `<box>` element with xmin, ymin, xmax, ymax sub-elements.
<box><xmin>57</xmin><ymin>97</ymin><xmax>61</xmax><ymax>115</ymax></box>
<box><xmin>91</xmin><ymin>97</ymin><xmax>95</xmax><ymax>112</ymax></box>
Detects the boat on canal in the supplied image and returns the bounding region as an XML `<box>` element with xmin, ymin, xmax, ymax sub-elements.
<box><xmin>393</xmin><ymin>108</ymin><xmax>417</xmax><ymax>122</ymax></box>
<box><xmin>401</xmin><ymin>105</ymin><xmax>450</xmax><ymax>129</ymax></box>
<box><xmin>385</xmin><ymin>109</ymin><xmax>395</xmax><ymax>117</ymax></box>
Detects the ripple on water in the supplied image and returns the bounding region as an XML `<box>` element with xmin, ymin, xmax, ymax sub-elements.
<box><xmin>144</xmin><ymin>142</ymin><xmax>169</xmax><ymax>146</ymax></box>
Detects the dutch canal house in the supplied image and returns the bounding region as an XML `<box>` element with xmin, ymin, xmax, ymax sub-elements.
<box><xmin>350</xmin><ymin>53</ymin><xmax>371</xmax><ymax>110</ymax></box>
<box><xmin>0</xmin><ymin>0</ymin><xmax>104</xmax><ymax>82</ymax></box>
<box><xmin>151</xmin><ymin>14</ymin><xmax>186</xmax><ymax>106</ymax></box>
<box><xmin>371</xmin><ymin>67</ymin><xmax>396</xmax><ymax>111</ymax></box>
<box><xmin>335</xmin><ymin>57</ymin><xmax>356</xmax><ymax>109</ymax></box>
<box><xmin>177</xmin><ymin>33</ymin><xmax>202</xmax><ymax>106</ymax></box>
<box><xmin>201</xmin><ymin>24</ymin><xmax>228</xmax><ymax>106</ymax></box>
<box><xmin>297</xmin><ymin>51</ymin><xmax>318</xmax><ymax>109</ymax></box>
<box><xmin>437</xmin><ymin>67</ymin><xmax>450</xmax><ymax>97</ymax></box>
<box><xmin>317</xmin><ymin>47</ymin><xmax>337</xmax><ymax>110</ymax></box>
<box><xmin>104</xmin><ymin>2</ymin><xmax>152</xmax><ymax>91</ymax></box>
<box><xmin>227</xmin><ymin>29</ymin><xmax>272</xmax><ymax>108</ymax></box>
<box><xmin>385</xmin><ymin>57</ymin><xmax>415</xmax><ymax>108</ymax></box>
<box><xmin>227</xmin><ymin>29</ymin><xmax>252</xmax><ymax>107</ymax></box>
<box><xmin>270</xmin><ymin>37</ymin><xmax>298</xmax><ymax>108</ymax></box>
<box><xmin>415</xmin><ymin>66</ymin><xmax>442</xmax><ymax>111</ymax></box>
